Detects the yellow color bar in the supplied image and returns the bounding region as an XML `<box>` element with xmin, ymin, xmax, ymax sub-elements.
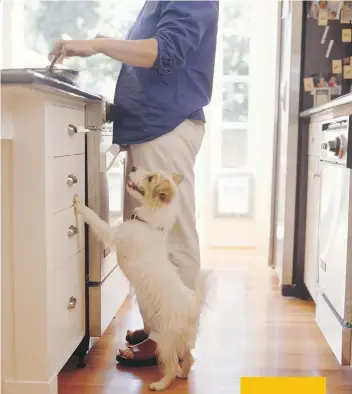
<box><xmin>241</xmin><ymin>377</ymin><xmax>326</xmax><ymax>394</ymax></box>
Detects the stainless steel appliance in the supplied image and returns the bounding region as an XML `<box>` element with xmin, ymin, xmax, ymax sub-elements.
<box><xmin>270</xmin><ymin>1</ymin><xmax>352</xmax><ymax>298</ymax></box>
<box><xmin>316</xmin><ymin>116</ymin><xmax>352</xmax><ymax>364</ymax></box>
<box><xmin>74</xmin><ymin>100</ymin><xmax>129</xmax><ymax>367</ymax></box>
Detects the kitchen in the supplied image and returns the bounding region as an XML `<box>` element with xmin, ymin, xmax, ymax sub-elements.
<box><xmin>2</xmin><ymin>1</ymin><xmax>352</xmax><ymax>394</ymax></box>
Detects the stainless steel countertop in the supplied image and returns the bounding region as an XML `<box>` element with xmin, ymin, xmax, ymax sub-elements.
<box><xmin>1</xmin><ymin>68</ymin><xmax>103</xmax><ymax>101</ymax></box>
<box><xmin>300</xmin><ymin>93</ymin><xmax>352</xmax><ymax>118</ymax></box>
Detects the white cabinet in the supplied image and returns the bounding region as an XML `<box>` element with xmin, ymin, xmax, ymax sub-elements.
<box><xmin>1</xmin><ymin>85</ymin><xmax>128</xmax><ymax>394</ymax></box>
<box><xmin>304</xmin><ymin>155</ymin><xmax>321</xmax><ymax>301</ymax></box>
<box><xmin>308</xmin><ymin>120</ymin><xmax>322</xmax><ymax>156</ymax></box>
<box><xmin>304</xmin><ymin>122</ymin><xmax>322</xmax><ymax>301</ymax></box>
<box><xmin>304</xmin><ymin>120</ymin><xmax>322</xmax><ymax>301</ymax></box>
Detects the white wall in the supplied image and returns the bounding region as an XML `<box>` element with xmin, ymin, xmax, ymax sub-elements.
<box><xmin>197</xmin><ymin>1</ymin><xmax>280</xmax><ymax>261</ymax></box>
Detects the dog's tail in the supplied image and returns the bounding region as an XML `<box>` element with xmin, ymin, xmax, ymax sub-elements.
<box><xmin>195</xmin><ymin>269</ymin><xmax>211</xmax><ymax>313</ymax></box>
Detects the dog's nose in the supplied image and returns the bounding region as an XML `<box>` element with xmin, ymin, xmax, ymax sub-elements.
<box><xmin>131</xmin><ymin>166</ymin><xmax>137</xmax><ymax>172</ymax></box>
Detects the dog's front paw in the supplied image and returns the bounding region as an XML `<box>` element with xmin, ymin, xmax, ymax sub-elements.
<box><xmin>176</xmin><ymin>371</ymin><xmax>188</xmax><ymax>379</ymax></box>
<box><xmin>149</xmin><ymin>382</ymin><xmax>167</xmax><ymax>391</ymax></box>
<box><xmin>73</xmin><ymin>194</ymin><xmax>81</xmax><ymax>214</ymax></box>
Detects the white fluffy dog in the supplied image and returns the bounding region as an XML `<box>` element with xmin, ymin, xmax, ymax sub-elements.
<box><xmin>74</xmin><ymin>166</ymin><xmax>208</xmax><ymax>391</ymax></box>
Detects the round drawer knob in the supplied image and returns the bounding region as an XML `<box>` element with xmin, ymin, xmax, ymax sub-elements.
<box><xmin>67</xmin><ymin>174</ymin><xmax>78</xmax><ymax>186</ymax></box>
<box><xmin>67</xmin><ymin>225</ymin><xmax>78</xmax><ymax>237</ymax></box>
<box><xmin>68</xmin><ymin>296</ymin><xmax>77</xmax><ymax>310</ymax></box>
<box><xmin>309</xmin><ymin>137</ymin><xmax>314</xmax><ymax>143</ymax></box>
<box><xmin>67</xmin><ymin>124</ymin><xmax>78</xmax><ymax>136</ymax></box>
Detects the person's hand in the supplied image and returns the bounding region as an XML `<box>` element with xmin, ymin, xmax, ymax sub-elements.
<box><xmin>49</xmin><ymin>39</ymin><xmax>99</xmax><ymax>61</ymax></box>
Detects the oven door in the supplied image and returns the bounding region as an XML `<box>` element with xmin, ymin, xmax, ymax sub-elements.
<box><xmin>318</xmin><ymin>162</ymin><xmax>350</xmax><ymax>319</ymax></box>
<box><xmin>86</xmin><ymin>132</ymin><xmax>129</xmax><ymax>337</ymax></box>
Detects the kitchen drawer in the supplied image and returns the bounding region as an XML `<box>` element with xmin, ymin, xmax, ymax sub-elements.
<box><xmin>52</xmin><ymin>154</ymin><xmax>85</xmax><ymax>214</ymax></box>
<box><xmin>48</xmin><ymin>250</ymin><xmax>85</xmax><ymax>372</ymax></box>
<box><xmin>45</xmin><ymin>104</ymin><xmax>85</xmax><ymax>157</ymax></box>
<box><xmin>308</xmin><ymin>121</ymin><xmax>322</xmax><ymax>156</ymax></box>
<box><xmin>316</xmin><ymin>292</ymin><xmax>351</xmax><ymax>365</ymax></box>
<box><xmin>89</xmin><ymin>265</ymin><xmax>129</xmax><ymax>337</ymax></box>
<box><xmin>50</xmin><ymin>206</ymin><xmax>84</xmax><ymax>268</ymax></box>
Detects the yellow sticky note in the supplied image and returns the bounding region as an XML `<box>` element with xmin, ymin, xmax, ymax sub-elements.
<box><xmin>332</xmin><ymin>59</ymin><xmax>342</xmax><ymax>73</ymax></box>
<box><xmin>303</xmin><ymin>77</ymin><xmax>314</xmax><ymax>92</ymax></box>
<box><xmin>342</xmin><ymin>29</ymin><xmax>352</xmax><ymax>42</ymax></box>
<box><xmin>241</xmin><ymin>377</ymin><xmax>326</xmax><ymax>394</ymax></box>
<box><xmin>344</xmin><ymin>64</ymin><xmax>352</xmax><ymax>79</ymax></box>
<box><xmin>318</xmin><ymin>8</ymin><xmax>329</xmax><ymax>25</ymax></box>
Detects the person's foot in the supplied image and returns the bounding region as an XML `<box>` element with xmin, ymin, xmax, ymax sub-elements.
<box><xmin>116</xmin><ymin>338</ymin><xmax>158</xmax><ymax>367</ymax></box>
<box><xmin>126</xmin><ymin>328</ymin><xmax>149</xmax><ymax>345</ymax></box>
<box><xmin>119</xmin><ymin>338</ymin><xmax>157</xmax><ymax>359</ymax></box>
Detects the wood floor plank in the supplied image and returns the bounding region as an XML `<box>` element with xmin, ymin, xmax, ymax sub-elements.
<box><xmin>58</xmin><ymin>260</ymin><xmax>352</xmax><ymax>393</ymax></box>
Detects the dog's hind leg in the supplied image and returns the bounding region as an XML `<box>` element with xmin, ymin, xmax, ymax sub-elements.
<box><xmin>177</xmin><ymin>349</ymin><xmax>194</xmax><ymax>379</ymax></box>
<box><xmin>149</xmin><ymin>335</ymin><xmax>181</xmax><ymax>391</ymax></box>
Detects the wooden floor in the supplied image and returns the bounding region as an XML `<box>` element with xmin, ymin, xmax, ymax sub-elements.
<box><xmin>59</xmin><ymin>257</ymin><xmax>352</xmax><ymax>394</ymax></box>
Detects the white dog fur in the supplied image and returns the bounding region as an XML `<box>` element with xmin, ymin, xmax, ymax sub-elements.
<box><xmin>74</xmin><ymin>166</ymin><xmax>208</xmax><ymax>391</ymax></box>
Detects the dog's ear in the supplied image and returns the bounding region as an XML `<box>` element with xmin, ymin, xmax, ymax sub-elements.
<box><xmin>172</xmin><ymin>173</ymin><xmax>184</xmax><ymax>186</ymax></box>
<box><xmin>154</xmin><ymin>180</ymin><xmax>174</xmax><ymax>204</ymax></box>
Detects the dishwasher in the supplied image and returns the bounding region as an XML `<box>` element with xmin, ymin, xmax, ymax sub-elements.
<box><xmin>316</xmin><ymin>115</ymin><xmax>352</xmax><ymax>365</ymax></box>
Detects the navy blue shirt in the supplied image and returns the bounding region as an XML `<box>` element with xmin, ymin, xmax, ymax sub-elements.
<box><xmin>112</xmin><ymin>1</ymin><xmax>219</xmax><ymax>145</ymax></box>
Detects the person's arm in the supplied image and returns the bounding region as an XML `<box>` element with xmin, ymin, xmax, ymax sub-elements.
<box><xmin>152</xmin><ymin>1</ymin><xmax>219</xmax><ymax>74</ymax></box>
<box><xmin>94</xmin><ymin>38</ymin><xmax>158</xmax><ymax>68</ymax></box>
<box><xmin>94</xmin><ymin>33</ymin><xmax>158</xmax><ymax>67</ymax></box>
<box><xmin>51</xmin><ymin>2</ymin><xmax>218</xmax><ymax>68</ymax></box>
<box><xmin>95</xmin><ymin>1</ymin><xmax>219</xmax><ymax>70</ymax></box>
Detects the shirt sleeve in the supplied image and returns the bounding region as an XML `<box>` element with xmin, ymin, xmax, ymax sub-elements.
<box><xmin>152</xmin><ymin>1</ymin><xmax>219</xmax><ymax>75</ymax></box>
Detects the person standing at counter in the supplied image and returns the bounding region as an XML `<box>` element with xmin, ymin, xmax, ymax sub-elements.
<box><xmin>51</xmin><ymin>0</ymin><xmax>219</xmax><ymax>366</ymax></box>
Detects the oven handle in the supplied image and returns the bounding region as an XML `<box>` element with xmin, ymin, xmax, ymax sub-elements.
<box><xmin>105</xmin><ymin>144</ymin><xmax>121</xmax><ymax>172</ymax></box>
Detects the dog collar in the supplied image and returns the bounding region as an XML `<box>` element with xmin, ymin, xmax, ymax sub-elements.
<box><xmin>130</xmin><ymin>212</ymin><xmax>165</xmax><ymax>232</ymax></box>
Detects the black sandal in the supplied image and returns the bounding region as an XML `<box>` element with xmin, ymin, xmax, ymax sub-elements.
<box><xmin>125</xmin><ymin>329</ymin><xmax>149</xmax><ymax>345</ymax></box>
<box><xmin>116</xmin><ymin>353</ymin><xmax>157</xmax><ymax>367</ymax></box>
<box><xmin>116</xmin><ymin>339</ymin><xmax>158</xmax><ymax>367</ymax></box>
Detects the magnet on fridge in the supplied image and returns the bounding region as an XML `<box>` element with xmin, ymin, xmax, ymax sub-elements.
<box><xmin>303</xmin><ymin>77</ymin><xmax>315</xmax><ymax>92</ymax></box>
<box><xmin>342</xmin><ymin>28</ymin><xmax>352</xmax><ymax>42</ymax></box>
<box><xmin>332</xmin><ymin>59</ymin><xmax>342</xmax><ymax>74</ymax></box>
<box><xmin>318</xmin><ymin>8</ymin><xmax>329</xmax><ymax>25</ymax></box>
<box><xmin>325</xmin><ymin>40</ymin><xmax>334</xmax><ymax>58</ymax></box>
<box><xmin>321</xmin><ymin>25</ymin><xmax>329</xmax><ymax>44</ymax></box>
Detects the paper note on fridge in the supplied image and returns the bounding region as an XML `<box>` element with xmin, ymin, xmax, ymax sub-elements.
<box><xmin>342</xmin><ymin>29</ymin><xmax>352</xmax><ymax>42</ymax></box>
<box><xmin>332</xmin><ymin>59</ymin><xmax>342</xmax><ymax>74</ymax></box>
<box><xmin>318</xmin><ymin>8</ymin><xmax>329</xmax><ymax>25</ymax></box>
<box><xmin>343</xmin><ymin>57</ymin><xmax>352</xmax><ymax>79</ymax></box>
<box><xmin>303</xmin><ymin>77</ymin><xmax>315</xmax><ymax>92</ymax></box>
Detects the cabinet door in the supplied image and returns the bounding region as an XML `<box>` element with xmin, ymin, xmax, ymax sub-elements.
<box><xmin>304</xmin><ymin>155</ymin><xmax>321</xmax><ymax>301</ymax></box>
<box><xmin>308</xmin><ymin>121</ymin><xmax>322</xmax><ymax>157</ymax></box>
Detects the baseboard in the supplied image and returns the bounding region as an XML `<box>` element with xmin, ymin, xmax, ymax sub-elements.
<box><xmin>4</xmin><ymin>375</ymin><xmax>58</xmax><ymax>394</ymax></box>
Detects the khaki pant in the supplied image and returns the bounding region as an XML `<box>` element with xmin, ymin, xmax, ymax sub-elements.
<box><xmin>123</xmin><ymin>119</ymin><xmax>205</xmax><ymax>338</ymax></box>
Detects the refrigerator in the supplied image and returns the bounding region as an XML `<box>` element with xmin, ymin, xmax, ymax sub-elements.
<box><xmin>270</xmin><ymin>0</ymin><xmax>352</xmax><ymax>299</ymax></box>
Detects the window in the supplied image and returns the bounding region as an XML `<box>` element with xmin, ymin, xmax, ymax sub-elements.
<box><xmin>23</xmin><ymin>0</ymin><xmax>143</xmax><ymax>99</ymax></box>
<box><xmin>221</xmin><ymin>0</ymin><xmax>251</xmax><ymax>170</ymax></box>
<box><xmin>221</xmin><ymin>128</ymin><xmax>248</xmax><ymax>169</ymax></box>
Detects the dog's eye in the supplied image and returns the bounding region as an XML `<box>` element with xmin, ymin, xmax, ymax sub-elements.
<box><xmin>147</xmin><ymin>176</ymin><xmax>153</xmax><ymax>182</ymax></box>
<box><xmin>159</xmin><ymin>193</ymin><xmax>167</xmax><ymax>201</ymax></box>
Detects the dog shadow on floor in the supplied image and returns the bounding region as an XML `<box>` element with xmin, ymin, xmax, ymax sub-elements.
<box><xmin>116</xmin><ymin>364</ymin><xmax>192</xmax><ymax>392</ymax></box>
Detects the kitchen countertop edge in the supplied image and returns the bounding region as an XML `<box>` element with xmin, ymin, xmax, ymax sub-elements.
<box><xmin>300</xmin><ymin>93</ymin><xmax>352</xmax><ymax>118</ymax></box>
<box><xmin>1</xmin><ymin>69</ymin><xmax>103</xmax><ymax>101</ymax></box>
